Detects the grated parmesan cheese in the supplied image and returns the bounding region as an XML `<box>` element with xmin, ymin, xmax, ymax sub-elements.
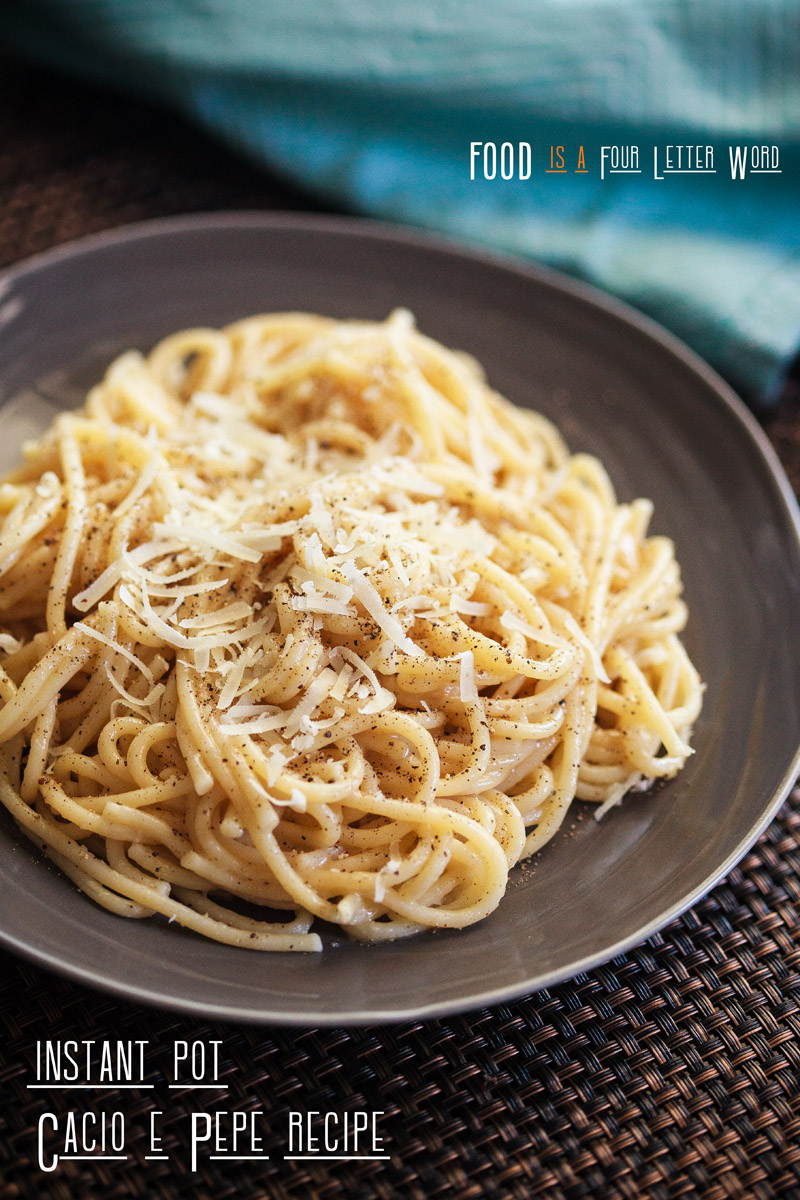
<box><xmin>459</xmin><ymin>650</ymin><xmax>479</xmax><ymax>705</ymax></box>
<box><xmin>338</xmin><ymin>560</ymin><xmax>423</xmax><ymax>657</ymax></box>
<box><xmin>73</xmin><ymin>621</ymin><xmax>156</xmax><ymax>685</ymax></box>
<box><xmin>178</xmin><ymin>601</ymin><xmax>253</xmax><ymax>629</ymax></box>
<box><xmin>451</xmin><ymin>596</ymin><xmax>492</xmax><ymax>617</ymax></box>
<box><xmin>329</xmin><ymin>646</ymin><xmax>394</xmax><ymax>714</ymax></box>
<box><xmin>152</xmin><ymin>522</ymin><xmax>264</xmax><ymax>563</ymax></box>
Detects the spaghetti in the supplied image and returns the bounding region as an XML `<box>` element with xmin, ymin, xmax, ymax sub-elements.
<box><xmin>0</xmin><ymin>311</ymin><xmax>702</xmax><ymax>950</ymax></box>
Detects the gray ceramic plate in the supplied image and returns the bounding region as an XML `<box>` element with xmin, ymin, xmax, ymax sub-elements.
<box><xmin>0</xmin><ymin>213</ymin><xmax>799</xmax><ymax>1025</ymax></box>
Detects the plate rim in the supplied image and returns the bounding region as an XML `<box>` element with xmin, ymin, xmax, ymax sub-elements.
<box><xmin>1</xmin><ymin>209</ymin><xmax>799</xmax><ymax>1025</ymax></box>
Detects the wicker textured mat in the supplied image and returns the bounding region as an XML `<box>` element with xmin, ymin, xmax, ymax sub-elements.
<box><xmin>1</xmin><ymin>58</ymin><xmax>800</xmax><ymax>1200</ymax></box>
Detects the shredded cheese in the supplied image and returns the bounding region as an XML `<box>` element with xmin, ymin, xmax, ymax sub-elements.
<box><xmin>338</xmin><ymin>560</ymin><xmax>423</xmax><ymax>657</ymax></box>
<box><xmin>459</xmin><ymin>650</ymin><xmax>479</xmax><ymax>705</ymax></box>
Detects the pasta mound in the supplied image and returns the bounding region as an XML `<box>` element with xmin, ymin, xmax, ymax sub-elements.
<box><xmin>0</xmin><ymin>311</ymin><xmax>702</xmax><ymax>950</ymax></box>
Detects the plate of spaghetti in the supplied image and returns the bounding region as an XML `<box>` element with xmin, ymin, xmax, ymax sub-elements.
<box><xmin>0</xmin><ymin>213</ymin><xmax>798</xmax><ymax>1023</ymax></box>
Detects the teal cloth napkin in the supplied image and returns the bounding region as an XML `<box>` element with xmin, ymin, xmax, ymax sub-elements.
<box><xmin>2</xmin><ymin>0</ymin><xmax>799</xmax><ymax>398</ymax></box>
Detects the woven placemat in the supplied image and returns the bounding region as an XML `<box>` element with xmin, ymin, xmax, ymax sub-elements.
<box><xmin>1</xmin><ymin>57</ymin><xmax>800</xmax><ymax>1200</ymax></box>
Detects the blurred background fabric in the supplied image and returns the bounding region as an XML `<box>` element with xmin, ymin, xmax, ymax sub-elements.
<box><xmin>0</xmin><ymin>0</ymin><xmax>798</xmax><ymax>400</ymax></box>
